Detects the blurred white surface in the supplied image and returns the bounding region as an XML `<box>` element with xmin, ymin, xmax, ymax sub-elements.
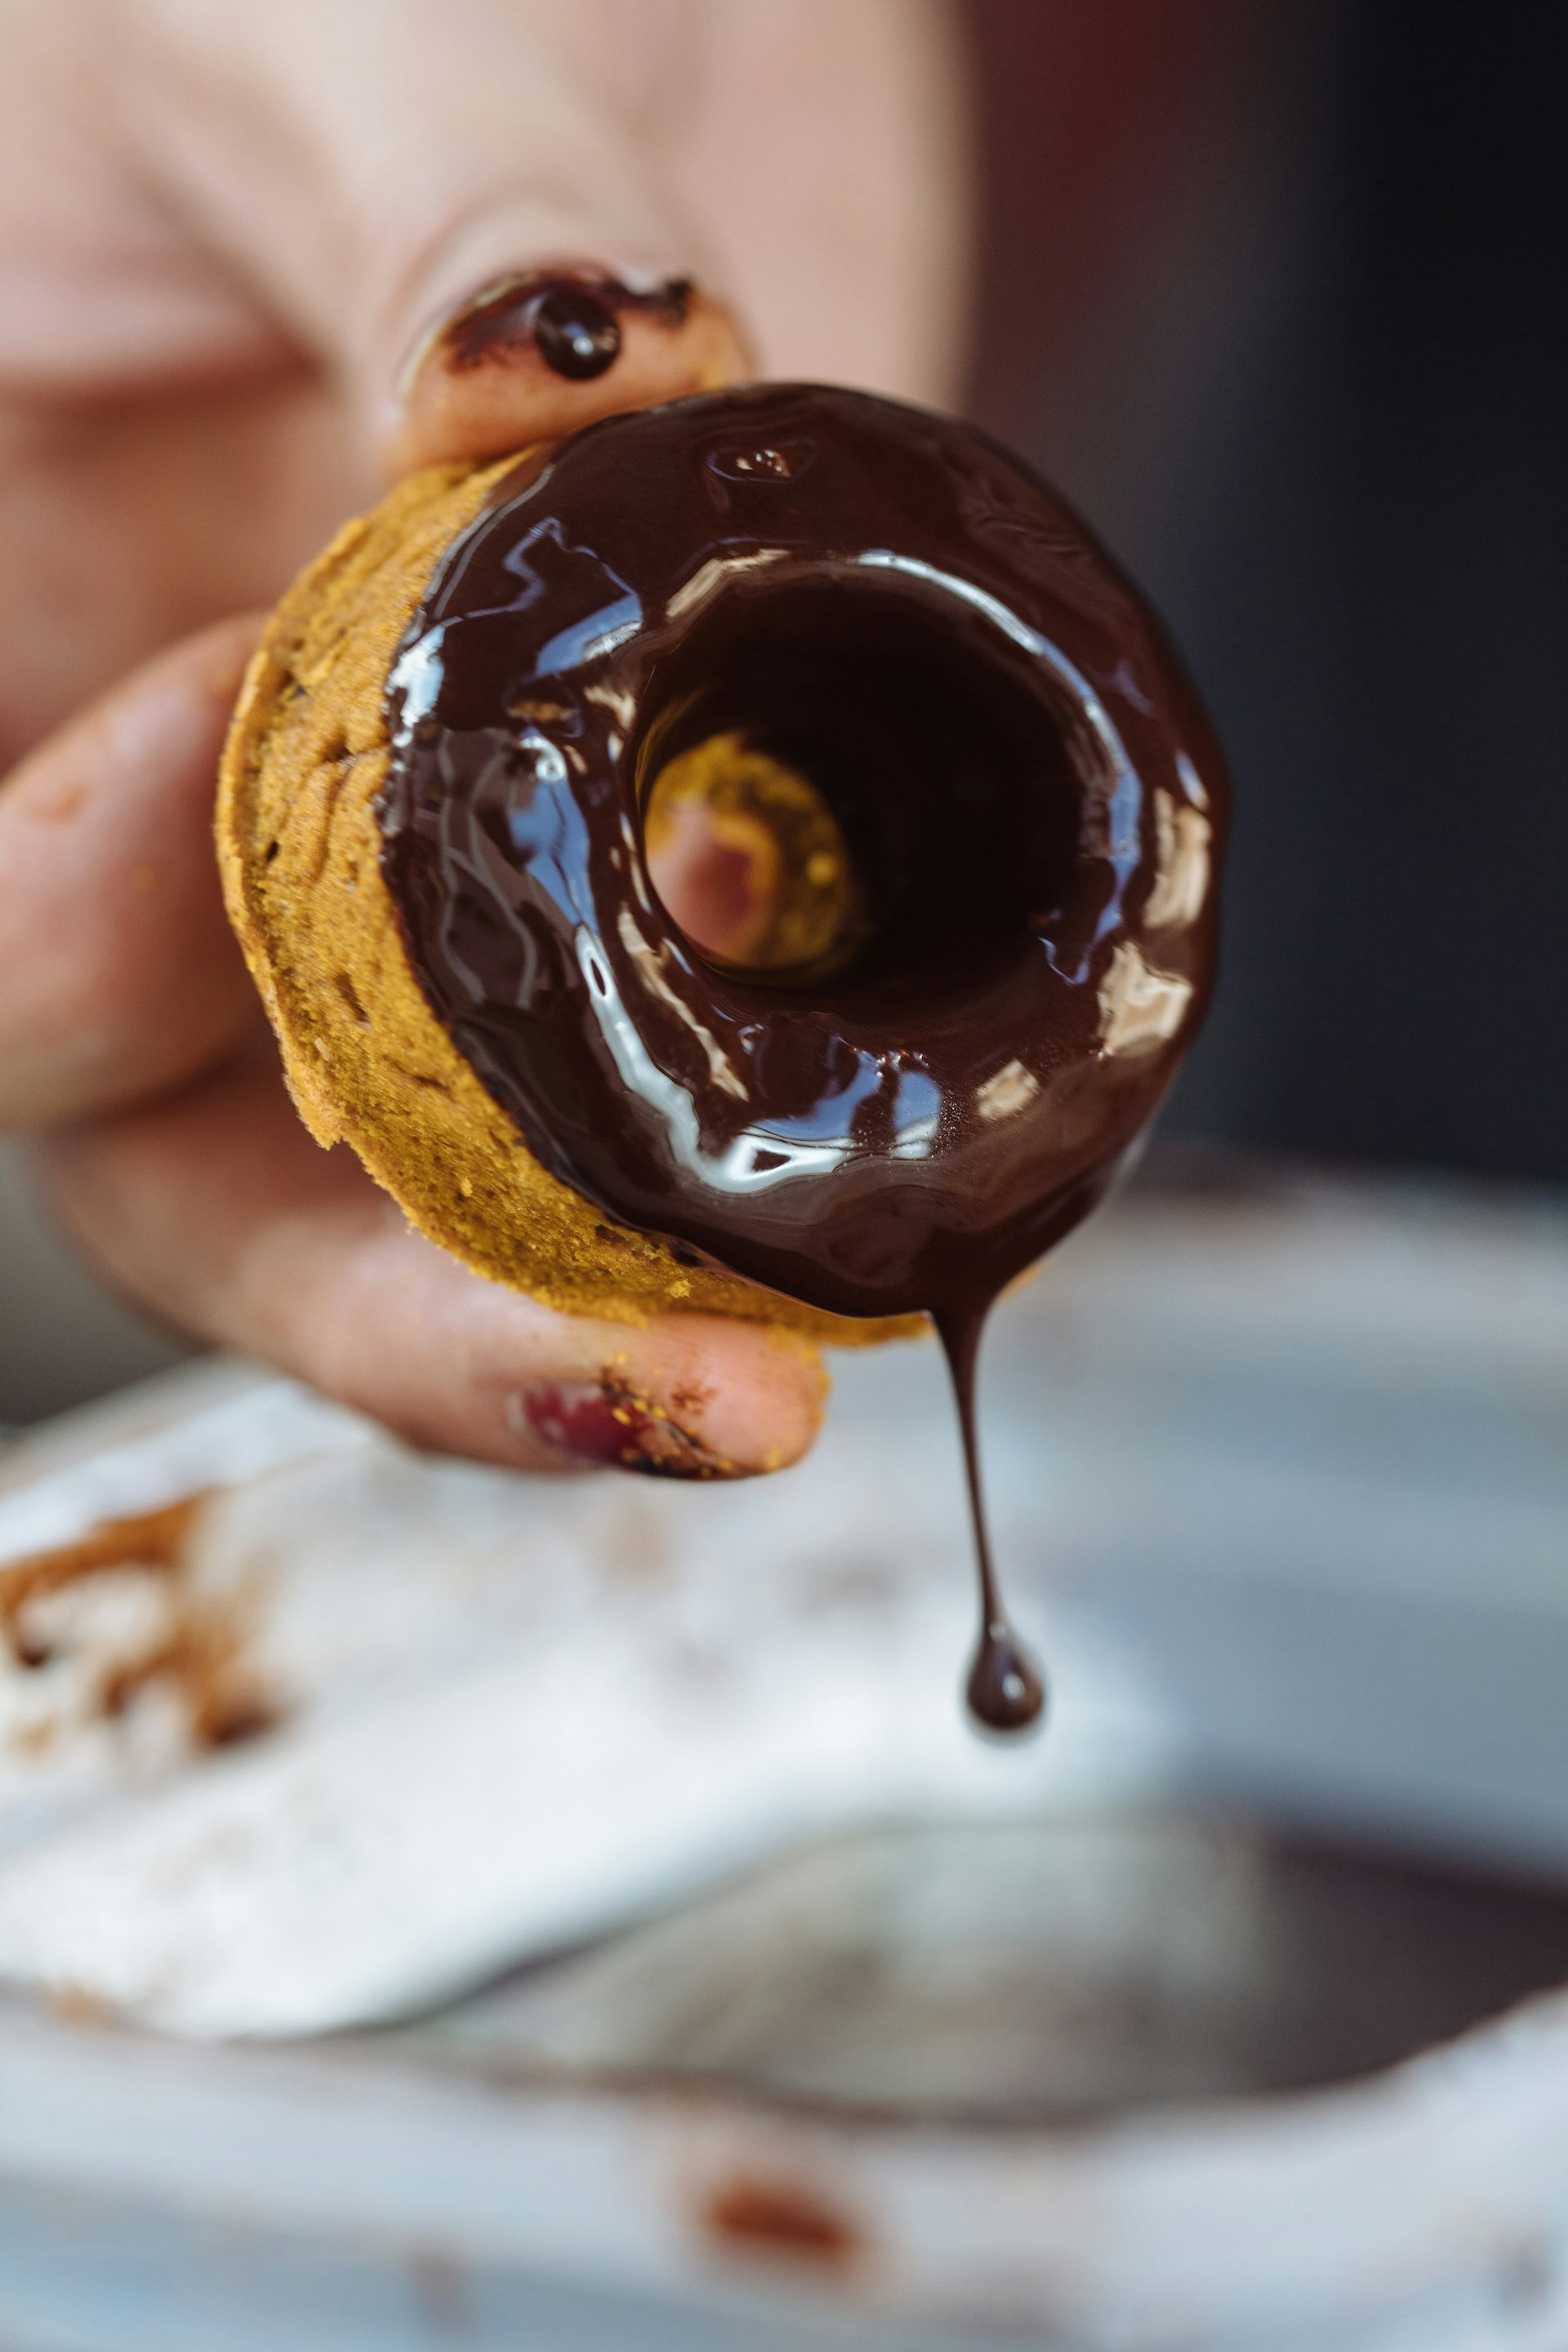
<box><xmin>0</xmin><ymin>1360</ymin><xmax>1165</xmax><ymax>2038</ymax></box>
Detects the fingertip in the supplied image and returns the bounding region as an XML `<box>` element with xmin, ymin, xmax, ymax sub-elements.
<box><xmin>388</xmin><ymin>269</ymin><xmax>751</xmax><ymax>474</ymax></box>
<box><xmin>627</xmin><ymin>1312</ymin><xmax>829</xmax><ymax>1477</ymax></box>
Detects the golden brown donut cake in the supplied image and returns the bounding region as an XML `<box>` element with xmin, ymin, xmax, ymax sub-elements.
<box><xmin>218</xmin><ymin>454</ymin><xmax>900</xmax><ymax>1343</ymax></box>
<box><xmin>220</xmin><ymin>358</ymin><xmax>1222</xmax><ymax>1396</ymax></box>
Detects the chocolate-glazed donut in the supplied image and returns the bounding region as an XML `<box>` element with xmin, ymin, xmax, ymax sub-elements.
<box><xmin>220</xmin><ymin>375</ymin><xmax>1226</xmax><ymax>1736</ymax></box>
<box><xmin>381</xmin><ymin>385</ymin><xmax>1224</xmax><ymax>1330</ymax></box>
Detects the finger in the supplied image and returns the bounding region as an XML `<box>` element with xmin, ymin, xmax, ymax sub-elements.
<box><xmin>0</xmin><ymin>617</ymin><xmax>261</xmax><ymax>1130</ymax></box>
<box><xmin>41</xmin><ymin>1043</ymin><xmax>828</xmax><ymax>1478</ymax></box>
<box><xmin>109</xmin><ymin>0</ymin><xmax>967</xmax><ymax>470</ymax></box>
<box><xmin>116</xmin><ymin>0</ymin><xmax>742</xmax><ymax>471</ymax></box>
<box><xmin>390</xmin><ymin>272</ymin><xmax>750</xmax><ymax>475</ymax></box>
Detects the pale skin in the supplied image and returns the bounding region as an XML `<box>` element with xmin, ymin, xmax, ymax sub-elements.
<box><xmin>0</xmin><ymin>0</ymin><xmax>971</xmax><ymax>1474</ymax></box>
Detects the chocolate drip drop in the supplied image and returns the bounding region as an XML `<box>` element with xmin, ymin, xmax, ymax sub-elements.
<box><xmin>934</xmin><ymin>1303</ymin><xmax>1045</xmax><ymax>1736</ymax></box>
<box><xmin>531</xmin><ymin>286</ymin><xmax>622</xmax><ymax>381</ymax></box>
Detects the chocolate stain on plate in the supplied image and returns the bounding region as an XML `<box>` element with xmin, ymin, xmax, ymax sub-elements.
<box><xmin>701</xmin><ymin>2173</ymin><xmax>863</xmax><ymax>2269</ymax></box>
<box><xmin>0</xmin><ymin>1494</ymin><xmax>281</xmax><ymax>1753</ymax></box>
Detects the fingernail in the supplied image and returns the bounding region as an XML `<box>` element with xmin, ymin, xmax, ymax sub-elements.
<box><xmin>401</xmin><ymin>269</ymin><xmax>693</xmax><ymax>401</ymax></box>
<box><xmin>515</xmin><ymin>1376</ymin><xmax>741</xmax><ymax>1480</ymax></box>
<box><xmin>392</xmin><ymin>272</ymin><xmax>750</xmax><ymax>475</ymax></box>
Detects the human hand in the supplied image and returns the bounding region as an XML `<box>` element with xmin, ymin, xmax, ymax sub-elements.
<box><xmin>0</xmin><ymin>0</ymin><xmax>969</xmax><ymax>1473</ymax></box>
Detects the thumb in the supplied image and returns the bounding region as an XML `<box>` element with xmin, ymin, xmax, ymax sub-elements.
<box><xmin>109</xmin><ymin>0</ymin><xmax>751</xmax><ymax>470</ymax></box>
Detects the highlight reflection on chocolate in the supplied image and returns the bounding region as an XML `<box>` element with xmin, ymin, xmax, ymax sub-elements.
<box><xmin>381</xmin><ymin>385</ymin><xmax>1227</xmax><ymax>1731</ymax></box>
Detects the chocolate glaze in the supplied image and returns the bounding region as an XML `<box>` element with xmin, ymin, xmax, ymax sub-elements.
<box><xmin>442</xmin><ymin>271</ymin><xmax>693</xmax><ymax>381</ymax></box>
<box><xmin>381</xmin><ymin>385</ymin><xmax>1226</xmax><ymax>1731</ymax></box>
<box><xmin>530</xmin><ymin>286</ymin><xmax>622</xmax><ymax>381</ymax></box>
<box><xmin>936</xmin><ymin>1306</ymin><xmax>1045</xmax><ymax>1734</ymax></box>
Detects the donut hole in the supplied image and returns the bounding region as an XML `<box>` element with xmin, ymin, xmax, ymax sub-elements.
<box><xmin>642</xmin><ymin>733</ymin><xmax>866</xmax><ymax>976</ymax></box>
<box><xmin>636</xmin><ymin>580</ymin><xmax>1085</xmax><ymax>1002</ymax></box>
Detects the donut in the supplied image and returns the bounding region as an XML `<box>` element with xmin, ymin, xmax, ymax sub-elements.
<box><xmin>220</xmin><ymin>379</ymin><xmax>1224</xmax><ymax>1348</ymax></box>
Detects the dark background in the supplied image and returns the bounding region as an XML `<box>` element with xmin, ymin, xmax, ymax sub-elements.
<box><xmin>967</xmin><ymin>0</ymin><xmax>1567</xmax><ymax>1179</ymax></box>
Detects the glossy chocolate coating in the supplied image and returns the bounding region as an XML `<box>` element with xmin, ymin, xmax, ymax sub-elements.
<box><xmin>382</xmin><ymin>385</ymin><xmax>1223</xmax><ymax>1321</ymax></box>
<box><xmin>440</xmin><ymin>271</ymin><xmax>693</xmax><ymax>381</ymax></box>
<box><xmin>380</xmin><ymin>385</ymin><xmax>1227</xmax><ymax>1731</ymax></box>
<box><xmin>530</xmin><ymin>286</ymin><xmax>622</xmax><ymax>381</ymax></box>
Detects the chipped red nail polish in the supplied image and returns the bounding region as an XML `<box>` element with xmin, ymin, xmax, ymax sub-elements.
<box><xmin>517</xmin><ymin>1377</ymin><xmax>737</xmax><ymax>1479</ymax></box>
